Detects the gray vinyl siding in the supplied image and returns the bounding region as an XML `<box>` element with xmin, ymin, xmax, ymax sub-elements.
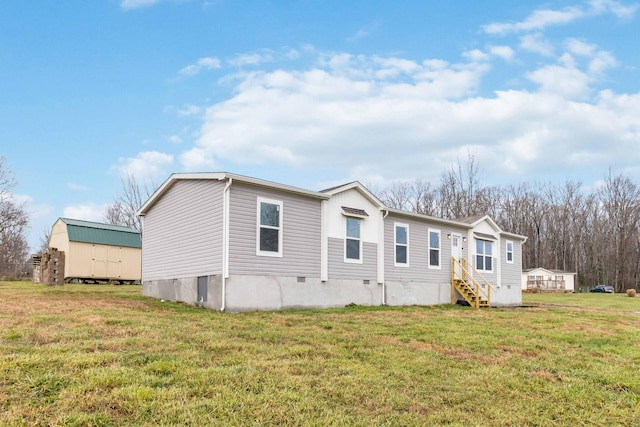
<box><xmin>327</xmin><ymin>238</ymin><xmax>377</xmax><ymax>280</ymax></box>
<box><xmin>383</xmin><ymin>214</ymin><xmax>460</xmax><ymax>283</ymax></box>
<box><xmin>500</xmin><ymin>238</ymin><xmax>523</xmax><ymax>286</ymax></box>
<box><xmin>228</xmin><ymin>182</ymin><xmax>322</xmax><ymax>277</ymax></box>
<box><xmin>142</xmin><ymin>179</ymin><xmax>224</xmax><ymax>280</ymax></box>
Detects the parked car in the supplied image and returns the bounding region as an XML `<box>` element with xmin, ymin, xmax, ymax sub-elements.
<box><xmin>590</xmin><ymin>284</ymin><xmax>614</xmax><ymax>293</ymax></box>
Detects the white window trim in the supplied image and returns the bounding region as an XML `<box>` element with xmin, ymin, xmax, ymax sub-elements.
<box><xmin>256</xmin><ymin>197</ymin><xmax>283</xmax><ymax>258</ymax></box>
<box><xmin>506</xmin><ymin>240</ymin><xmax>514</xmax><ymax>264</ymax></box>
<box><xmin>428</xmin><ymin>228</ymin><xmax>441</xmax><ymax>270</ymax></box>
<box><xmin>394</xmin><ymin>222</ymin><xmax>409</xmax><ymax>267</ymax></box>
<box><xmin>475</xmin><ymin>239</ymin><xmax>494</xmax><ymax>272</ymax></box>
<box><xmin>344</xmin><ymin>216</ymin><xmax>363</xmax><ymax>264</ymax></box>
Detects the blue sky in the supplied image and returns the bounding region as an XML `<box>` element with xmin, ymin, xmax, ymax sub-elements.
<box><xmin>1</xmin><ymin>0</ymin><xmax>639</xmax><ymax>251</ymax></box>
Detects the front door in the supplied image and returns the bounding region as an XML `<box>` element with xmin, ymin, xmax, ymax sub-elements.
<box><xmin>451</xmin><ymin>233</ymin><xmax>463</xmax><ymax>278</ymax></box>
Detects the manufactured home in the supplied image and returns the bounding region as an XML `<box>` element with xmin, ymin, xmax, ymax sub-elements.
<box><xmin>522</xmin><ymin>267</ymin><xmax>576</xmax><ymax>292</ymax></box>
<box><xmin>137</xmin><ymin>173</ymin><xmax>527</xmax><ymax>311</ymax></box>
<box><xmin>48</xmin><ymin>218</ymin><xmax>142</xmax><ymax>283</ymax></box>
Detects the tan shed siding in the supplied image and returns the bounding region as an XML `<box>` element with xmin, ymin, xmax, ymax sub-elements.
<box><xmin>142</xmin><ymin>179</ymin><xmax>224</xmax><ymax>280</ymax></box>
<box><xmin>501</xmin><ymin>239</ymin><xmax>522</xmax><ymax>286</ymax></box>
<box><xmin>66</xmin><ymin>242</ymin><xmax>93</xmax><ymax>278</ymax></box>
<box><xmin>327</xmin><ymin>238</ymin><xmax>377</xmax><ymax>280</ymax></box>
<box><xmin>228</xmin><ymin>183</ymin><xmax>322</xmax><ymax>277</ymax></box>
<box><xmin>383</xmin><ymin>214</ymin><xmax>460</xmax><ymax>283</ymax></box>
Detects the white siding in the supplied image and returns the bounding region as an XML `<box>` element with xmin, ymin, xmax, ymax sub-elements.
<box><xmin>228</xmin><ymin>183</ymin><xmax>322</xmax><ymax>277</ymax></box>
<box><xmin>325</xmin><ymin>189</ymin><xmax>381</xmax><ymax>243</ymax></box>
<box><xmin>142</xmin><ymin>179</ymin><xmax>225</xmax><ymax>280</ymax></box>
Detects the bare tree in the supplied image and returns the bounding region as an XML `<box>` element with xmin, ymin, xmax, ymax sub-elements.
<box><xmin>438</xmin><ymin>151</ymin><xmax>488</xmax><ymax>219</ymax></box>
<box><xmin>596</xmin><ymin>170</ymin><xmax>640</xmax><ymax>292</ymax></box>
<box><xmin>0</xmin><ymin>157</ymin><xmax>30</xmax><ymax>278</ymax></box>
<box><xmin>104</xmin><ymin>173</ymin><xmax>156</xmax><ymax>232</ymax></box>
<box><xmin>37</xmin><ymin>227</ymin><xmax>51</xmax><ymax>255</ymax></box>
<box><xmin>0</xmin><ymin>156</ymin><xmax>16</xmax><ymax>197</ymax></box>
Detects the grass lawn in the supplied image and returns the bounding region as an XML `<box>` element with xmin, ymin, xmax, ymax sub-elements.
<box><xmin>1</xmin><ymin>282</ymin><xmax>639</xmax><ymax>426</ymax></box>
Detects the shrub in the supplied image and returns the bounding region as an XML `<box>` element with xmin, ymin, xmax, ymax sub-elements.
<box><xmin>626</xmin><ymin>289</ymin><xmax>636</xmax><ymax>298</ymax></box>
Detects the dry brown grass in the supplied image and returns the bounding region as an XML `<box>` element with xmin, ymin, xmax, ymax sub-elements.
<box><xmin>2</xmin><ymin>281</ymin><xmax>640</xmax><ymax>426</ymax></box>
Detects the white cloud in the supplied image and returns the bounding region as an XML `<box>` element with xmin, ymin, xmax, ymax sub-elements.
<box><xmin>227</xmin><ymin>52</ymin><xmax>273</xmax><ymax>67</ymax></box>
<box><xmin>178</xmin><ymin>50</ymin><xmax>640</xmax><ymax>185</ymax></box>
<box><xmin>482</xmin><ymin>6</ymin><xmax>585</xmax><ymax>34</ymax></box>
<box><xmin>520</xmin><ymin>33</ymin><xmax>555</xmax><ymax>56</ymax></box>
<box><xmin>526</xmin><ymin>63</ymin><xmax>591</xmax><ymax>99</ymax></box>
<box><xmin>565</xmin><ymin>38</ymin><xmax>597</xmax><ymax>57</ymax></box>
<box><xmin>63</xmin><ymin>203</ymin><xmax>110</xmax><ymax>222</ymax></box>
<box><xmin>177</xmin><ymin>104</ymin><xmax>202</xmax><ymax>116</ymax></box>
<box><xmin>120</xmin><ymin>0</ymin><xmax>160</xmax><ymax>11</ymax></box>
<box><xmin>168</xmin><ymin>135</ymin><xmax>183</xmax><ymax>144</ymax></box>
<box><xmin>114</xmin><ymin>151</ymin><xmax>174</xmax><ymax>182</ymax></box>
<box><xmin>463</xmin><ymin>49</ymin><xmax>490</xmax><ymax>62</ymax></box>
<box><xmin>482</xmin><ymin>0</ymin><xmax>638</xmax><ymax>35</ymax></box>
<box><xmin>489</xmin><ymin>46</ymin><xmax>515</xmax><ymax>61</ymax></box>
<box><xmin>179</xmin><ymin>147</ymin><xmax>216</xmax><ymax>171</ymax></box>
<box><xmin>589</xmin><ymin>0</ymin><xmax>639</xmax><ymax>18</ymax></box>
<box><xmin>179</xmin><ymin>57</ymin><xmax>221</xmax><ymax>76</ymax></box>
<box><xmin>588</xmin><ymin>50</ymin><xmax>618</xmax><ymax>75</ymax></box>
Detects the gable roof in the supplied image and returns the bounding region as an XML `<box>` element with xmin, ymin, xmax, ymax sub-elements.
<box><xmin>58</xmin><ymin>218</ymin><xmax>142</xmax><ymax>248</ymax></box>
<box><xmin>458</xmin><ymin>214</ymin><xmax>527</xmax><ymax>242</ymax></box>
<box><xmin>138</xmin><ymin>172</ymin><xmax>329</xmax><ymax>216</ymax></box>
<box><xmin>321</xmin><ymin>181</ymin><xmax>385</xmax><ymax>208</ymax></box>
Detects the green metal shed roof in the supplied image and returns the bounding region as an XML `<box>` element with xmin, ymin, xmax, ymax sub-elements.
<box><xmin>59</xmin><ymin>218</ymin><xmax>142</xmax><ymax>248</ymax></box>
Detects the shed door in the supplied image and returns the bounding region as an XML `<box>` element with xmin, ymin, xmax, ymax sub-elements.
<box><xmin>197</xmin><ymin>276</ymin><xmax>208</xmax><ymax>304</ymax></box>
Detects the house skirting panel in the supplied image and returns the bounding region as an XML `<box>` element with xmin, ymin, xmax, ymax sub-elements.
<box><xmin>144</xmin><ymin>275</ymin><xmax>383</xmax><ymax>312</ymax></box>
<box><xmin>225</xmin><ymin>275</ymin><xmax>382</xmax><ymax>312</ymax></box>
<box><xmin>142</xmin><ymin>276</ymin><xmax>522</xmax><ymax>311</ymax></box>
<box><xmin>384</xmin><ymin>281</ymin><xmax>450</xmax><ymax>306</ymax></box>
<box><xmin>142</xmin><ymin>275</ymin><xmax>223</xmax><ymax>310</ymax></box>
<box><xmin>489</xmin><ymin>283</ymin><xmax>522</xmax><ymax>306</ymax></box>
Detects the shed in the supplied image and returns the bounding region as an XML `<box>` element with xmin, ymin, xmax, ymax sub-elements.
<box><xmin>48</xmin><ymin>218</ymin><xmax>142</xmax><ymax>283</ymax></box>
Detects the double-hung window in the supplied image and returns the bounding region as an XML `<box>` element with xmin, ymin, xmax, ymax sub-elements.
<box><xmin>395</xmin><ymin>223</ymin><xmax>409</xmax><ymax>266</ymax></box>
<box><xmin>345</xmin><ymin>217</ymin><xmax>361</xmax><ymax>262</ymax></box>
<box><xmin>506</xmin><ymin>240</ymin><xmax>514</xmax><ymax>263</ymax></box>
<box><xmin>476</xmin><ymin>239</ymin><xmax>493</xmax><ymax>271</ymax></box>
<box><xmin>428</xmin><ymin>229</ymin><xmax>440</xmax><ymax>268</ymax></box>
<box><xmin>256</xmin><ymin>197</ymin><xmax>283</xmax><ymax>257</ymax></box>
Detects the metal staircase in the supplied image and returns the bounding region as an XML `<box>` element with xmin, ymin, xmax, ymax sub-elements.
<box><xmin>451</xmin><ymin>257</ymin><xmax>495</xmax><ymax>308</ymax></box>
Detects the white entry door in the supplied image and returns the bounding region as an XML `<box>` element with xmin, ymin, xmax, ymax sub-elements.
<box><xmin>451</xmin><ymin>233</ymin><xmax>463</xmax><ymax>278</ymax></box>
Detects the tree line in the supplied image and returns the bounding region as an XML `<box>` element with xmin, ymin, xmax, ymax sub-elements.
<box><xmin>2</xmin><ymin>153</ymin><xmax>639</xmax><ymax>291</ymax></box>
<box><xmin>372</xmin><ymin>155</ymin><xmax>640</xmax><ymax>292</ymax></box>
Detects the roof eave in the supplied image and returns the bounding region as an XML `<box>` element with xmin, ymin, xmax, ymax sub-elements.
<box><xmin>384</xmin><ymin>208</ymin><xmax>473</xmax><ymax>228</ymax></box>
<box><xmin>137</xmin><ymin>172</ymin><xmax>330</xmax><ymax>216</ymax></box>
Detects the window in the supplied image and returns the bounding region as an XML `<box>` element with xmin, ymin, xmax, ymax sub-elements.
<box><xmin>476</xmin><ymin>239</ymin><xmax>493</xmax><ymax>271</ymax></box>
<box><xmin>506</xmin><ymin>240</ymin><xmax>514</xmax><ymax>263</ymax></box>
<box><xmin>428</xmin><ymin>229</ymin><xmax>440</xmax><ymax>268</ymax></box>
<box><xmin>395</xmin><ymin>223</ymin><xmax>409</xmax><ymax>266</ymax></box>
<box><xmin>345</xmin><ymin>217</ymin><xmax>361</xmax><ymax>262</ymax></box>
<box><xmin>256</xmin><ymin>197</ymin><xmax>283</xmax><ymax>257</ymax></box>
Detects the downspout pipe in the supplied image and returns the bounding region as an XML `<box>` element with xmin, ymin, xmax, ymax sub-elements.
<box><xmin>221</xmin><ymin>177</ymin><xmax>232</xmax><ymax>311</ymax></box>
<box><xmin>381</xmin><ymin>209</ymin><xmax>389</xmax><ymax>306</ymax></box>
